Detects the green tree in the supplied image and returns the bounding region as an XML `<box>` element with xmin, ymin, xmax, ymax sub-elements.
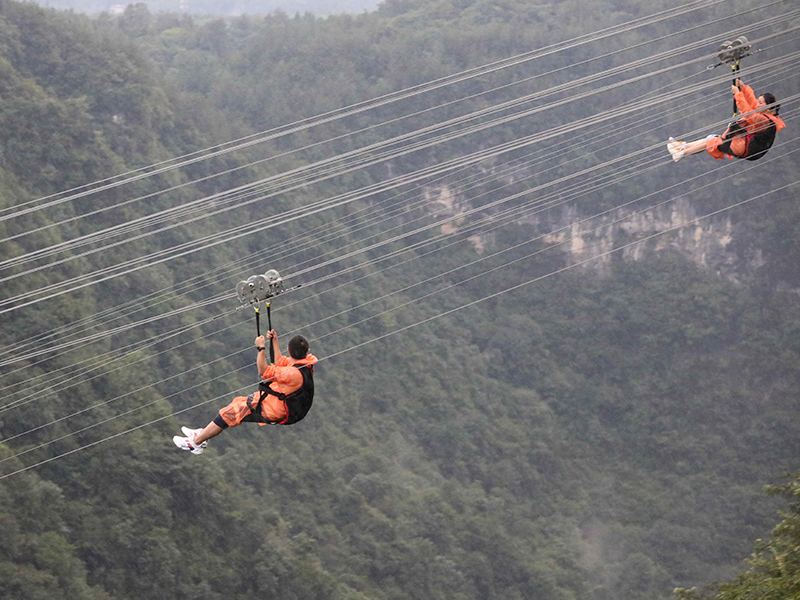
<box><xmin>676</xmin><ymin>474</ymin><xmax>800</xmax><ymax>600</ymax></box>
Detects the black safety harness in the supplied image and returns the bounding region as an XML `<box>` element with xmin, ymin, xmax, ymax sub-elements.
<box><xmin>719</xmin><ymin>113</ymin><xmax>779</xmax><ymax>161</ymax></box>
<box><xmin>246</xmin><ymin>363</ymin><xmax>315</xmax><ymax>425</ymax></box>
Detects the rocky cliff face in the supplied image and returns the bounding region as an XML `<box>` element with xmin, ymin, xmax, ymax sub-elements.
<box><xmin>426</xmin><ymin>185</ymin><xmax>759</xmax><ymax>280</ymax></box>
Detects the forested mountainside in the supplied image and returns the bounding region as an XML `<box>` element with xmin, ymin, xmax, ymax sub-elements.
<box><xmin>1</xmin><ymin>1</ymin><xmax>799</xmax><ymax>599</ymax></box>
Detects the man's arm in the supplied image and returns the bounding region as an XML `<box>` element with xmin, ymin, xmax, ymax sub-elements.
<box><xmin>733</xmin><ymin>79</ymin><xmax>757</xmax><ymax>113</ymax></box>
<box><xmin>256</xmin><ymin>335</ymin><xmax>268</xmax><ymax>377</ymax></box>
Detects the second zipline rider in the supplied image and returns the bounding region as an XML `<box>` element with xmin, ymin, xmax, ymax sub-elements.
<box><xmin>668</xmin><ymin>78</ymin><xmax>785</xmax><ymax>162</ymax></box>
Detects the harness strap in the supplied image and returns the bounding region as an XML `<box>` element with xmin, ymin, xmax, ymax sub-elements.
<box><xmin>245</xmin><ymin>387</ymin><xmax>288</xmax><ymax>425</ymax></box>
<box><xmin>248</xmin><ymin>364</ymin><xmax>310</xmax><ymax>425</ymax></box>
<box><xmin>719</xmin><ymin>114</ymin><xmax>778</xmax><ymax>159</ymax></box>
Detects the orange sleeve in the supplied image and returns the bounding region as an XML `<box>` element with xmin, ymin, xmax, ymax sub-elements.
<box><xmin>735</xmin><ymin>85</ymin><xmax>757</xmax><ymax>114</ymax></box>
<box><xmin>261</xmin><ymin>355</ymin><xmax>290</xmax><ymax>381</ymax></box>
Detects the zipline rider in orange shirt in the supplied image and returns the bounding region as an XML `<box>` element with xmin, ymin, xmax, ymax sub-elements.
<box><xmin>668</xmin><ymin>78</ymin><xmax>785</xmax><ymax>162</ymax></box>
<box><xmin>173</xmin><ymin>330</ymin><xmax>318</xmax><ymax>455</ymax></box>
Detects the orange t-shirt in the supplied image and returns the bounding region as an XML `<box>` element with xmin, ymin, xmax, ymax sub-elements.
<box><xmin>258</xmin><ymin>354</ymin><xmax>318</xmax><ymax>421</ymax></box>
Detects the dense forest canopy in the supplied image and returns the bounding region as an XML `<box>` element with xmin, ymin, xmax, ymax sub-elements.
<box><xmin>1</xmin><ymin>0</ymin><xmax>799</xmax><ymax>599</ymax></box>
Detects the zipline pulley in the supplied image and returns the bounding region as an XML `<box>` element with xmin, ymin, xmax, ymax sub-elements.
<box><xmin>705</xmin><ymin>35</ymin><xmax>765</xmax><ymax>116</ymax></box>
<box><xmin>236</xmin><ymin>269</ymin><xmax>284</xmax><ymax>306</ymax></box>
<box><xmin>235</xmin><ymin>269</ymin><xmax>287</xmax><ymax>365</ymax></box>
<box><xmin>706</xmin><ymin>35</ymin><xmax>763</xmax><ymax>70</ymax></box>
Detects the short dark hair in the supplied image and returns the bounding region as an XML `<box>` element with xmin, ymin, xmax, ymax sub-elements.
<box><xmin>763</xmin><ymin>92</ymin><xmax>780</xmax><ymax>116</ymax></box>
<box><xmin>288</xmin><ymin>335</ymin><xmax>309</xmax><ymax>359</ymax></box>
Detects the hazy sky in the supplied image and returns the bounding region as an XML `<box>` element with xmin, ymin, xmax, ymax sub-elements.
<box><xmin>30</xmin><ymin>0</ymin><xmax>382</xmax><ymax>16</ymax></box>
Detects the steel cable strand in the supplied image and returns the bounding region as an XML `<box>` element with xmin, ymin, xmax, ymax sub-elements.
<box><xmin>0</xmin><ymin>99</ymin><xmax>670</xmax><ymax>355</ymax></box>
<box><xmin>0</xmin><ymin>64</ymin><xmax>785</xmax><ymax>313</ymax></box>
<box><xmin>3</xmin><ymin>57</ymin><xmax>793</xmax><ymax>318</ymax></box>
<box><xmin>4</xmin><ymin>174</ymin><xmax>798</xmax><ymax>482</ymax></box>
<box><xmin>289</xmin><ymin>161</ymin><xmax>673</xmax><ymax>336</ymax></box>
<box><xmin>7</xmin><ymin>34</ymin><xmax>800</xmax><ymax>280</ymax></box>
<box><xmin>0</xmin><ymin>0</ymin><xmax>733</xmax><ymax>221</ymax></box>
<box><xmin>4</xmin><ymin>17</ymin><xmax>785</xmax><ymax>269</ymax></box>
<box><xmin>0</xmin><ymin>67</ymin><xmax>794</xmax><ymax>322</ymax></box>
<box><xmin>0</xmin><ymin>300</ymin><xmax>228</xmax><ymax>401</ymax></box>
<box><xmin>283</xmin><ymin>145</ymin><xmax>663</xmax><ymax>283</ymax></box>
<box><xmin>3</xmin><ymin>0</ymin><xmax>778</xmax><ymax>258</ymax></box>
<box><xmin>0</xmin><ymin>383</ymin><xmax>252</xmax><ymax>480</ymax></box>
<box><xmin>0</xmin><ymin>294</ymin><xmax>233</xmax><ymax>402</ymax></box>
<box><xmin>0</xmin><ymin>308</ymin><xmax>239</xmax><ymax>414</ymax></box>
<box><xmin>6</xmin><ymin>84</ymin><xmax>792</xmax><ymax>400</ymax></box>
<box><xmin>280</xmin><ymin>159</ymin><xmax>671</xmax><ymax>322</ymax></box>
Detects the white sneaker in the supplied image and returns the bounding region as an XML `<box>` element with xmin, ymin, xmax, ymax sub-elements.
<box><xmin>173</xmin><ymin>431</ymin><xmax>205</xmax><ymax>455</ymax></box>
<box><xmin>181</xmin><ymin>426</ymin><xmax>207</xmax><ymax>448</ymax></box>
<box><xmin>667</xmin><ymin>137</ymin><xmax>685</xmax><ymax>162</ymax></box>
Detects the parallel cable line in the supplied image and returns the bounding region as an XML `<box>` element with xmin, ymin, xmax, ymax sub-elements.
<box><xmin>1</xmin><ymin>65</ymin><xmax>792</xmax><ymax>398</ymax></box>
<box><xmin>1</xmin><ymin>67</ymin><xmax>798</xmax><ymax>330</ymax></box>
<box><xmin>5</xmin><ymin>20</ymin><xmax>798</xmax><ymax>273</ymax></box>
<box><xmin>0</xmin><ymin>313</ymin><xmax>244</xmax><ymax>417</ymax></box>
<box><xmin>5</xmin><ymin>56</ymin><xmax>798</xmax><ymax>314</ymax></box>
<box><xmin>2</xmin><ymin>0</ymin><xmax>782</xmax><ymax>249</ymax></box>
<box><xmin>0</xmin><ymin>0</ymin><xmax>737</xmax><ymax>221</ymax></box>
<box><xmin>5</xmin><ymin>124</ymin><xmax>797</xmax><ymax>445</ymax></box>
<box><xmin>0</xmin><ymin>150</ymin><xmax>745</xmax><ymax>451</ymax></box>
<box><xmin>3</xmin><ymin>175</ymin><xmax>796</xmax><ymax>481</ymax></box>
<box><xmin>1</xmin><ymin>43</ymin><xmax>792</xmax><ymax>404</ymax></box>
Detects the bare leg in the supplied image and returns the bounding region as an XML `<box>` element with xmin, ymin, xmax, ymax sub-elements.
<box><xmin>195</xmin><ymin>421</ymin><xmax>224</xmax><ymax>444</ymax></box>
<box><xmin>682</xmin><ymin>138</ymin><xmax>709</xmax><ymax>156</ymax></box>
